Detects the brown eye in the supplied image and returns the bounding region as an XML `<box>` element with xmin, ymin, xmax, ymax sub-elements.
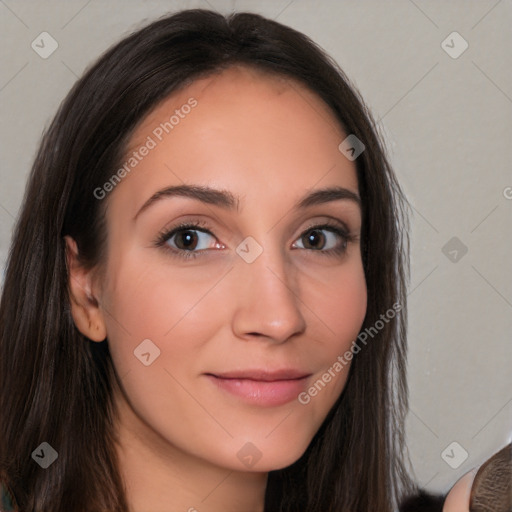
<box><xmin>173</xmin><ymin>229</ymin><xmax>199</xmax><ymax>250</ymax></box>
<box><xmin>165</xmin><ymin>228</ymin><xmax>215</xmax><ymax>252</ymax></box>
<box><xmin>302</xmin><ymin>229</ymin><xmax>327</xmax><ymax>250</ymax></box>
<box><xmin>294</xmin><ymin>225</ymin><xmax>349</xmax><ymax>254</ymax></box>
<box><xmin>154</xmin><ymin>221</ymin><xmax>220</xmax><ymax>260</ymax></box>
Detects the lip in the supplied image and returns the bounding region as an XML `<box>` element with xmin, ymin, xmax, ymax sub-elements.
<box><xmin>205</xmin><ymin>369</ymin><xmax>312</xmax><ymax>406</ymax></box>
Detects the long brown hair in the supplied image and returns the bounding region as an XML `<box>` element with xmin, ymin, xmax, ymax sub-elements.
<box><xmin>0</xmin><ymin>9</ymin><xmax>415</xmax><ymax>511</ymax></box>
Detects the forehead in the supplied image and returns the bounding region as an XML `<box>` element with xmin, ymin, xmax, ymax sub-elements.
<box><xmin>108</xmin><ymin>65</ymin><xmax>358</xmax><ymax>219</ymax></box>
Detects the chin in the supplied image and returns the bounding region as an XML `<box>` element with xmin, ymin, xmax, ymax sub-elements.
<box><xmin>223</xmin><ymin>432</ymin><xmax>313</xmax><ymax>473</ymax></box>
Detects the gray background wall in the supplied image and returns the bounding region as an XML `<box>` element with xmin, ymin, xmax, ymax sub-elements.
<box><xmin>1</xmin><ymin>0</ymin><xmax>511</xmax><ymax>497</ymax></box>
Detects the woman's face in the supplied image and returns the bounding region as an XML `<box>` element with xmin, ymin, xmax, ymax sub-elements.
<box><xmin>95</xmin><ymin>65</ymin><xmax>367</xmax><ymax>472</ymax></box>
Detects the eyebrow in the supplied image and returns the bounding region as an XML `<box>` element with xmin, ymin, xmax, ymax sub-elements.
<box><xmin>133</xmin><ymin>184</ymin><xmax>361</xmax><ymax>221</ymax></box>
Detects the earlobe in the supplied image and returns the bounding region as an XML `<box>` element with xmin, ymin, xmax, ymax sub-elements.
<box><xmin>64</xmin><ymin>235</ymin><xmax>107</xmax><ymax>342</ymax></box>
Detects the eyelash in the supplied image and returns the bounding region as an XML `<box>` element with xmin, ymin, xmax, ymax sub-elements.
<box><xmin>154</xmin><ymin>219</ymin><xmax>358</xmax><ymax>261</ymax></box>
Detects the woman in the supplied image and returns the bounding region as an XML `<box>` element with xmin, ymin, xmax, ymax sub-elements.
<box><xmin>0</xmin><ymin>8</ymin><xmax>507</xmax><ymax>512</ymax></box>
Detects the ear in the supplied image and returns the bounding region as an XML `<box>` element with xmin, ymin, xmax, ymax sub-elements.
<box><xmin>64</xmin><ymin>235</ymin><xmax>107</xmax><ymax>342</ymax></box>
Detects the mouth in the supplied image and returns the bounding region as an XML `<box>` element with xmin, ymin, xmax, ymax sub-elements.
<box><xmin>205</xmin><ymin>369</ymin><xmax>312</xmax><ymax>407</ymax></box>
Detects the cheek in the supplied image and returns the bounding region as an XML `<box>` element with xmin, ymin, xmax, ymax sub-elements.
<box><xmin>102</xmin><ymin>252</ymin><xmax>230</xmax><ymax>369</ymax></box>
<box><xmin>307</xmin><ymin>256</ymin><xmax>368</xmax><ymax>353</ymax></box>
<box><xmin>324</xmin><ymin>271</ymin><xmax>367</xmax><ymax>342</ymax></box>
<box><xmin>297</xmin><ymin>259</ymin><xmax>367</xmax><ymax>408</ymax></box>
<box><xmin>100</xmin><ymin>255</ymin><xmax>231</xmax><ymax>448</ymax></box>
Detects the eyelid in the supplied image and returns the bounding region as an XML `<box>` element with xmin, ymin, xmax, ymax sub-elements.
<box><xmin>302</xmin><ymin>217</ymin><xmax>351</xmax><ymax>235</ymax></box>
<box><xmin>153</xmin><ymin>219</ymin><xmax>220</xmax><ymax>255</ymax></box>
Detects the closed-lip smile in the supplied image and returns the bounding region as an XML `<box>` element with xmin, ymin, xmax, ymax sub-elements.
<box><xmin>205</xmin><ymin>368</ymin><xmax>312</xmax><ymax>406</ymax></box>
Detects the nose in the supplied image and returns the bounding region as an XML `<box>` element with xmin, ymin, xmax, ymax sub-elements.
<box><xmin>230</xmin><ymin>242</ymin><xmax>307</xmax><ymax>344</ymax></box>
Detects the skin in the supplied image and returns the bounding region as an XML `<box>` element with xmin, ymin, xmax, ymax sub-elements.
<box><xmin>443</xmin><ymin>468</ymin><xmax>477</xmax><ymax>512</ymax></box>
<box><xmin>65</xmin><ymin>64</ymin><xmax>475</xmax><ymax>511</ymax></box>
<box><xmin>66</xmin><ymin>65</ymin><xmax>367</xmax><ymax>512</ymax></box>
